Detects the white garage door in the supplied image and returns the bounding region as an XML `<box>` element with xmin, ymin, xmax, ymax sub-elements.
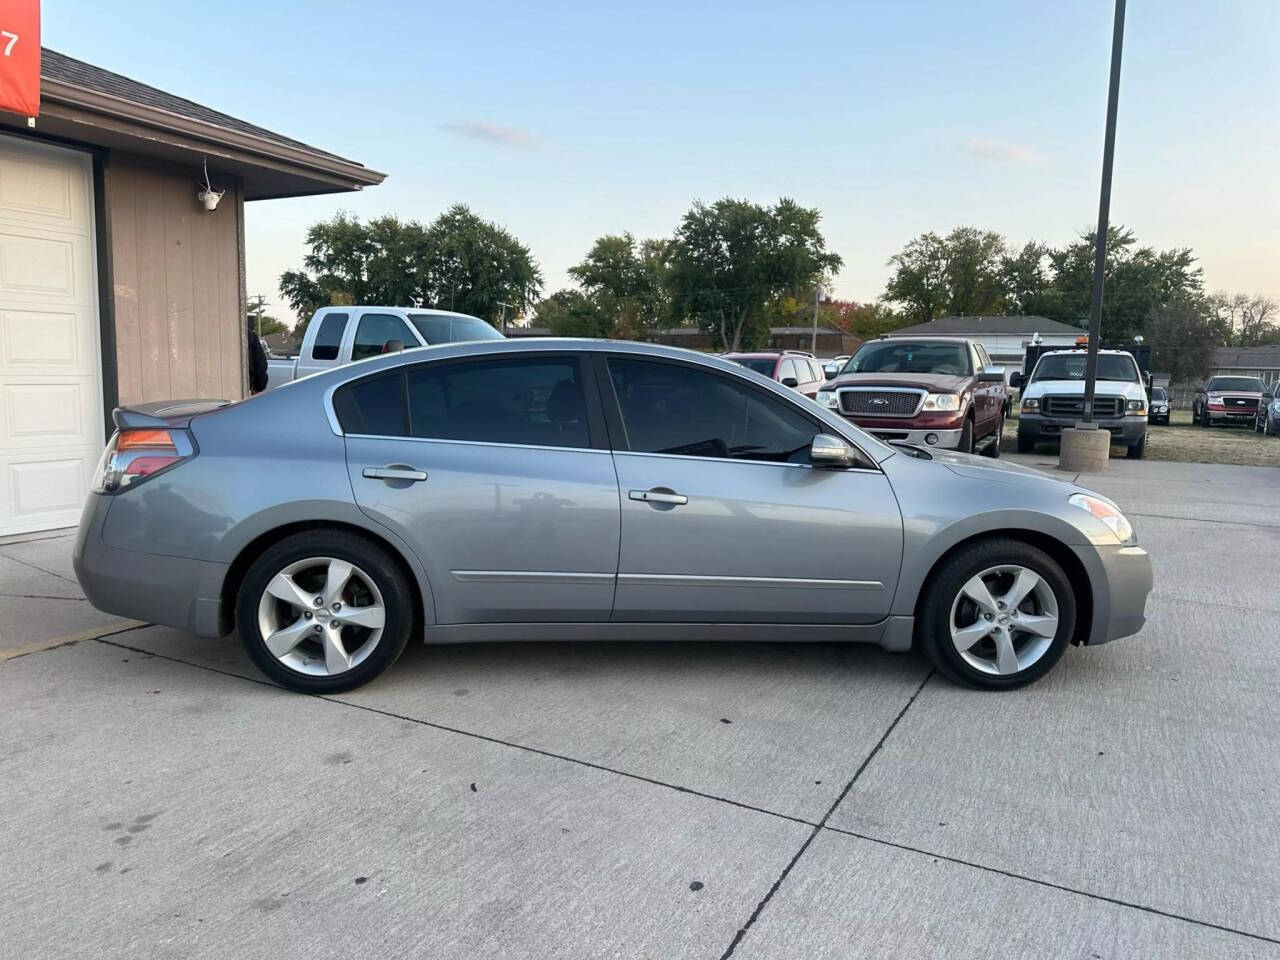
<box><xmin>0</xmin><ymin>136</ymin><xmax>102</xmax><ymax>536</ymax></box>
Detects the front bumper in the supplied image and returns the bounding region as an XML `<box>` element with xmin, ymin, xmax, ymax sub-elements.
<box><xmin>1018</xmin><ymin>413</ymin><xmax>1146</xmax><ymax>444</ymax></box>
<box><xmin>865</xmin><ymin>426</ymin><xmax>965</xmax><ymax>449</ymax></box>
<box><xmin>1070</xmin><ymin>542</ymin><xmax>1152</xmax><ymax>645</ymax></box>
<box><xmin>1205</xmin><ymin>408</ymin><xmax>1256</xmax><ymax>424</ymax></box>
<box><xmin>73</xmin><ymin>494</ymin><xmax>227</xmax><ymax>638</ymax></box>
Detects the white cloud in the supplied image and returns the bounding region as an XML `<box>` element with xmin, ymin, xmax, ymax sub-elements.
<box><xmin>440</xmin><ymin>121</ymin><xmax>537</xmax><ymax>148</ymax></box>
<box><xmin>960</xmin><ymin>137</ymin><xmax>1041</xmax><ymax>165</ymax></box>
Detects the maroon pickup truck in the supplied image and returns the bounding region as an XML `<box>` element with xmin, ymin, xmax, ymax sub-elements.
<box><xmin>815</xmin><ymin>337</ymin><xmax>1007</xmax><ymax>455</ymax></box>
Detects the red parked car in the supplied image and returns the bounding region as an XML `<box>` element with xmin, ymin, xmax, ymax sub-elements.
<box><xmin>722</xmin><ymin>350</ymin><xmax>826</xmax><ymax>399</ymax></box>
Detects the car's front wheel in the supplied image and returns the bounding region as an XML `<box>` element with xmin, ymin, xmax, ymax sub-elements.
<box><xmin>236</xmin><ymin>530</ymin><xmax>414</xmax><ymax>693</ymax></box>
<box><xmin>918</xmin><ymin>538</ymin><xmax>1076</xmax><ymax>690</ymax></box>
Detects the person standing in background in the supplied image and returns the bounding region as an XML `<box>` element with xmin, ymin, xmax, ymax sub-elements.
<box><xmin>247</xmin><ymin>320</ymin><xmax>268</xmax><ymax>394</ymax></box>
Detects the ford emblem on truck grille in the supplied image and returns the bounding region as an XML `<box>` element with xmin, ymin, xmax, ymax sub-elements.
<box><xmin>870</xmin><ymin>397</ymin><xmax>889</xmax><ymax>406</ymax></box>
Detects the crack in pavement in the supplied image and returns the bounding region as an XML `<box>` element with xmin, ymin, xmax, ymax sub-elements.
<box><xmin>717</xmin><ymin>670</ymin><xmax>934</xmax><ymax>959</ymax></box>
<box><xmin>823</xmin><ymin>827</ymin><xmax>1280</xmax><ymax>947</ymax></box>
<box><xmin>0</xmin><ymin>592</ymin><xmax>85</xmax><ymax>601</ymax></box>
<box><xmin>0</xmin><ymin>551</ymin><xmax>80</xmax><ymax>585</ymax></box>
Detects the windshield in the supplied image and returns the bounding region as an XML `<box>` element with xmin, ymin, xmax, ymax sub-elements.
<box><xmin>408</xmin><ymin>313</ymin><xmax>505</xmax><ymax>345</ymax></box>
<box><xmin>1031</xmin><ymin>353</ymin><xmax>1138</xmax><ymax>383</ymax></box>
<box><xmin>1151</xmin><ymin>387</ymin><xmax>1166</xmax><ymax>401</ymax></box>
<box><xmin>844</xmin><ymin>341</ymin><xmax>971</xmax><ymax>376</ymax></box>
<box><xmin>731</xmin><ymin>357</ymin><xmax>780</xmax><ymax>376</ymax></box>
<box><xmin>1206</xmin><ymin>376</ymin><xmax>1264</xmax><ymax>392</ymax></box>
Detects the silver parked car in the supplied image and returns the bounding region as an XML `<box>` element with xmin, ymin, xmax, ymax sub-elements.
<box><xmin>74</xmin><ymin>340</ymin><xmax>1152</xmax><ymax>693</ymax></box>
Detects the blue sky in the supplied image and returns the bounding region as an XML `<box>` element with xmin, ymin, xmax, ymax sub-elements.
<box><xmin>47</xmin><ymin>0</ymin><xmax>1279</xmax><ymax>320</ymax></box>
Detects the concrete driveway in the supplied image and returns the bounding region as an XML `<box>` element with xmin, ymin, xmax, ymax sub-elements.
<box><xmin>2</xmin><ymin>456</ymin><xmax>1277</xmax><ymax>959</ymax></box>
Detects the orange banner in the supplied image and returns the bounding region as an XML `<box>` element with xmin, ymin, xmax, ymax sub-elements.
<box><xmin>0</xmin><ymin>0</ymin><xmax>39</xmax><ymax>117</ymax></box>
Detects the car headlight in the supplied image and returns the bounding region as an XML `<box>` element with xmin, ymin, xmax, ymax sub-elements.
<box><xmin>1272</xmin><ymin>401</ymin><xmax>1280</xmax><ymax>413</ymax></box>
<box><xmin>921</xmin><ymin>393</ymin><xmax>962</xmax><ymax>412</ymax></box>
<box><xmin>1021</xmin><ymin>397</ymin><xmax>1040</xmax><ymax>413</ymax></box>
<box><xmin>1068</xmin><ymin>493</ymin><xmax>1135</xmax><ymax>544</ymax></box>
<box><xmin>1126</xmin><ymin>399</ymin><xmax>1145</xmax><ymax>414</ymax></box>
<box><xmin>817</xmin><ymin>391</ymin><xmax>839</xmax><ymax>409</ymax></box>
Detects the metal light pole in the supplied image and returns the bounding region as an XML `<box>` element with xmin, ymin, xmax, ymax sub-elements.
<box><xmin>1081</xmin><ymin>0</ymin><xmax>1126</xmax><ymax>425</ymax></box>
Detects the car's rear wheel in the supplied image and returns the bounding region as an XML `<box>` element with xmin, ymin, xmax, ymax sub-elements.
<box><xmin>918</xmin><ymin>538</ymin><xmax>1076</xmax><ymax>690</ymax></box>
<box><xmin>237</xmin><ymin>530</ymin><xmax>413</xmax><ymax>693</ymax></box>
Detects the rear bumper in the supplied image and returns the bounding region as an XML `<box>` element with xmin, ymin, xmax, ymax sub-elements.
<box><xmin>1071</xmin><ymin>542</ymin><xmax>1153</xmax><ymax>645</ymax></box>
<box><xmin>1018</xmin><ymin>414</ymin><xmax>1146</xmax><ymax>444</ymax></box>
<box><xmin>73</xmin><ymin>494</ymin><xmax>227</xmax><ymax>638</ymax></box>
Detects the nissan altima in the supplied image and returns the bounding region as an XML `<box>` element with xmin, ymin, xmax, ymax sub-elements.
<box><xmin>73</xmin><ymin>339</ymin><xmax>1152</xmax><ymax>693</ymax></box>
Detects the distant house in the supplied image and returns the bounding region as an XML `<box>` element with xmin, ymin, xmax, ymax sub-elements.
<box><xmin>1210</xmin><ymin>345</ymin><xmax>1280</xmax><ymax>387</ymax></box>
<box><xmin>880</xmin><ymin>315</ymin><xmax>1084</xmax><ymax>374</ymax></box>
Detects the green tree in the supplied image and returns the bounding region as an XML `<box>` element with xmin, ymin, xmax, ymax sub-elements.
<box><xmin>882</xmin><ymin>232</ymin><xmax>948</xmax><ymax>324</ymax></box>
<box><xmin>1148</xmin><ymin>297</ymin><xmax>1231</xmax><ymax>385</ymax></box>
<box><xmin>1001</xmin><ymin>240</ymin><xmax>1056</xmax><ymax>316</ymax></box>
<box><xmin>535</xmin><ymin>289</ymin><xmax>610</xmax><ymax>338</ymax></box>
<box><xmin>941</xmin><ymin>226</ymin><xmax>1007</xmax><ymax>316</ymax></box>
<box><xmin>568</xmin><ymin>233</ymin><xmax>673</xmax><ymax>338</ymax></box>
<box><xmin>1045</xmin><ymin>226</ymin><xmax>1203</xmax><ymax>340</ymax></box>
<box><xmin>1211</xmin><ymin>292</ymin><xmax>1279</xmax><ymax>346</ymax></box>
<box><xmin>421</xmin><ymin>204</ymin><xmax>542</xmax><ymax>322</ymax></box>
<box><xmin>669</xmin><ymin>198</ymin><xmax>842</xmax><ymax>351</ymax></box>
<box><xmin>279</xmin><ymin>206</ymin><xmax>541</xmax><ymax>326</ymax></box>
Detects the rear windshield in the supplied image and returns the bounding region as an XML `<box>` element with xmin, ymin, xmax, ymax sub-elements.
<box><xmin>408</xmin><ymin>313</ymin><xmax>505</xmax><ymax>345</ymax></box>
<box><xmin>845</xmin><ymin>341</ymin><xmax>971</xmax><ymax>376</ymax></box>
<box><xmin>1032</xmin><ymin>354</ymin><xmax>1138</xmax><ymax>383</ymax></box>
<box><xmin>730</xmin><ymin>357</ymin><xmax>780</xmax><ymax>376</ymax></box>
<box><xmin>1206</xmin><ymin>376</ymin><xmax>1264</xmax><ymax>392</ymax></box>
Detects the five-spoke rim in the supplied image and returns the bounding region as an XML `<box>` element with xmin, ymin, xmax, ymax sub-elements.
<box><xmin>949</xmin><ymin>564</ymin><xmax>1059</xmax><ymax>676</ymax></box>
<box><xmin>256</xmin><ymin>556</ymin><xmax>386</xmax><ymax>677</ymax></box>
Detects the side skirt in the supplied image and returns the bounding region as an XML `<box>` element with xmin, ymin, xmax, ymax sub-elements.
<box><xmin>426</xmin><ymin>616</ymin><xmax>916</xmax><ymax>651</ymax></box>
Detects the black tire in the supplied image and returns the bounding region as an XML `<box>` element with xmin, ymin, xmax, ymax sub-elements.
<box><xmin>958</xmin><ymin>417</ymin><xmax>974</xmax><ymax>454</ymax></box>
<box><xmin>982</xmin><ymin>417</ymin><xmax>1003</xmax><ymax>458</ymax></box>
<box><xmin>1016</xmin><ymin>432</ymin><xmax>1034</xmax><ymax>454</ymax></box>
<box><xmin>1125</xmin><ymin>434</ymin><xmax>1146</xmax><ymax>459</ymax></box>
<box><xmin>917</xmin><ymin>537</ymin><xmax>1076</xmax><ymax>691</ymax></box>
<box><xmin>1268</xmin><ymin>416</ymin><xmax>1280</xmax><ymax>437</ymax></box>
<box><xmin>237</xmin><ymin>529</ymin><xmax>414</xmax><ymax>693</ymax></box>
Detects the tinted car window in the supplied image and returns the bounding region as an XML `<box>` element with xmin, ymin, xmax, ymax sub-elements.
<box><xmin>607</xmin><ymin>358</ymin><xmax>817</xmax><ymax>464</ymax></box>
<box><xmin>408</xmin><ymin>313</ymin><xmax>505</xmax><ymax>345</ymax></box>
<box><xmin>407</xmin><ymin>357</ymin><xmax>589</xmax><ymax>449</ymax></box>
<box><xmin>1152</xmin><ymin>387</ymin><xmax>1167</xmax><ymax>401</ymax></box>
<box><xmin>731</xmin><ymin>357</ymin><xmax>779</xmax><ymax>376</ymax></box>
<box><xmin>1206</xmin><ymin>376</ymin><xmax>1265</xmax><ymax>392</ymax></box>
<box><xmin>333</xmin><ymin>373</ymin><xmax>408</xmax><ymax>436</ymax></box>
<box><xmin>353</xmin><ymin>313</ymin><xmax>416</xmax><ymax>361</ymax></box>
<box><xmin>1032</xmin><ymin>354</ymin><xmax>1138</xmax><ymax>383</ymax></box>
<box><xmin>311</xmin><ymin>312</ymin><xmax>349</xmax><ymax>361</ymax></box>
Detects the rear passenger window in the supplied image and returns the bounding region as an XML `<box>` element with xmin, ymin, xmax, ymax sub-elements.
<box><xmin>407</xmin><ymin>357</ymin><xmax>589</xmax><ymax>449</ymax></box>
<box><xmin>333</xmin><ymin>373</ymin><xmax>408</xmax><ymax>436</ymax></box>
<box><xmin>353</xmin><ymin>313</ymin><xmax>416</xmax><ymax>361</ymax></box>
<box><xmin>311</xmin><ymin>312</ymin><xmax>348</xmax><ymax>361</ymax></box>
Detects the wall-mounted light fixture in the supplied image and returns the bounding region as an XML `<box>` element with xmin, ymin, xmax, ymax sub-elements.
<box><xmin>197</xmin><ymin>157</ymin><xmax>225</xmax><ymax>212</ymax></box>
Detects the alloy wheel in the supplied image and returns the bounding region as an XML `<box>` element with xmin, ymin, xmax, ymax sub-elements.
<box><xmin>256</xmin><ymin>556</ymin><xmax>386</xmax><ymax>677</ymax></box>
<box><xmin>949</xmin><ymin>564</ymin><xmax>1059</xmax><ymax>676</ymax></box>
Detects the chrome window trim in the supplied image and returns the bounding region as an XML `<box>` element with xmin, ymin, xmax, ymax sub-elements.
<box><xmin>343</xmin><ymin>432</ymin><xmax>611</xmax><ymax>456</ymax></box>
<box><xmin>618</xmin><ymin>573</ymin><xmax>883</xmax><ymax>590</ymax></box>
<box><xmin>834</xmin><ymin>385</ymin><xmax>927</xmax><ymax>418</ymax></box>
<box><xmin>612</xmin><ymin>449</ymin><xmax>882</xmax><ymax>474</ymax></box>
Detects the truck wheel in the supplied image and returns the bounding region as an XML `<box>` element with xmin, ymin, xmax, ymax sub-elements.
<box><xmin>1126</xmin><ymin>435</ymin><xmax>1146</xmax><ymax>459</ymax></box>
<box><xmin>958</xmin><ymin>418</ymin><xmax>974</xmax><ymax>454</ymax></box>
<box><xmin>1016</xmin><ymin>432</ymin><xmax>1033</xmax><ymax>454</ymax></box>
<box><xmin>982</xmin><ymin>416</ymin><xmax>1003</xmax><ymax>458</ymax></box>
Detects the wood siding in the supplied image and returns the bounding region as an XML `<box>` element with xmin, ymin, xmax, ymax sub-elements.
<box><xmin>104</xmin><ymin>154</ymin><xmax>245</xmax><ymax>405</ymax></box>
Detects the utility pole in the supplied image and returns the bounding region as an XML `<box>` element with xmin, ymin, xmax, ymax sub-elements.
<box><xmin>248</xmin><ymin>293</ymin><xmax>269</xmax><ymax>338</ymax></box>
<box><xmin>497</xmin><ymin>301</ymin><xmax>515</xmax><ymax>334</ymax></box>
<box><xmin>1081</xmin><ymin>0</ymin><xmax>1126</xmax><ymax>425</ymax></box>
<box><xmin>810</xmin><ymin>284</ymin><xmax>822</xmax><ymax>355</ymax></box>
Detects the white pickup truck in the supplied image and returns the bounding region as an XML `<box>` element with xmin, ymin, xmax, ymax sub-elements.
<box><xmin>1013</xmin><ymin>348</ymin><xmax>1149</xmax><ymax>458</ymax></box>
<box><xmin>265</xmin><ymin>306</ymin><xmax>504</xmax><ymax>390</ymax></box>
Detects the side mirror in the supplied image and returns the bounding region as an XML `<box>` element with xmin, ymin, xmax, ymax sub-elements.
<box><xmin>810</xmin><ymin>433</ymin><xmax>856</xmax><ymax>468</ymax></box>
<box><xmin>382</xmin><ymin>339</ymin><xmax>405</xmax><ymax>354</ymax></box>
<box><xmin>978</xmin><ymin>369</ymin><xmax>1004</xmax><ymax>383</ymax></box>
<box><xmin>1009</xmin><ymin>372</ymin><xmax>1025</xmax><ymax>389</ymax></box>
<box><xmin>823</xmin><ymin>368</ymin><xmax>837</xmax><ymax>380</ymax></box>
<box><xmin>780</xmin><ymin>376</ymin><xmax>799</xmax><ymax>388</ymax></box>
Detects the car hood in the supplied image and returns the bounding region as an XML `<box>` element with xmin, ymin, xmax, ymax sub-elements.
<box><xmin>824</xmin><ymin>373</ymin><xmax>970</xmax><ymax>393</ymax></box>
<box><xmin>907</xmin><ymin>445</ymin><xmax>1078</xmax><ymax>490</ymax></box>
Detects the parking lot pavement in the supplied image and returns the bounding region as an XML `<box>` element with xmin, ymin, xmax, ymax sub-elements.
<box><xmin>0</xmin><ymin>532</ymin><xmax>140</xmax><ymax>657</ymax></box>
<box><xmin>2</xmin><ymin>458</ymin><xmax>1279</xmax><ymax>958</ymax></box>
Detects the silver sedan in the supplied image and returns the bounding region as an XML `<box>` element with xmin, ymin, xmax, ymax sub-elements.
<box><xmin>73</xmin><ymin>339</ymin><xmax>1152</xmax><ymax>693</ymax></box>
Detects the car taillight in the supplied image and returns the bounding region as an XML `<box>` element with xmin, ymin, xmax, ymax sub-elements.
<box><xmin>91</xmin><ymin>428</ymin><xmax>196</xmax><ymax>493</ymax></box>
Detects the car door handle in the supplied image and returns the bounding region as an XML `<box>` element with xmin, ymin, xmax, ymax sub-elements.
<box><xmin>629</xmin><ymin>488</ymin><xmax>688</xmax><ymax>505</ymax></box>
<box><xmin>363</xmin><ymin>466</ymin><xmax>428</xmax><ymax>482</ymax></box>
